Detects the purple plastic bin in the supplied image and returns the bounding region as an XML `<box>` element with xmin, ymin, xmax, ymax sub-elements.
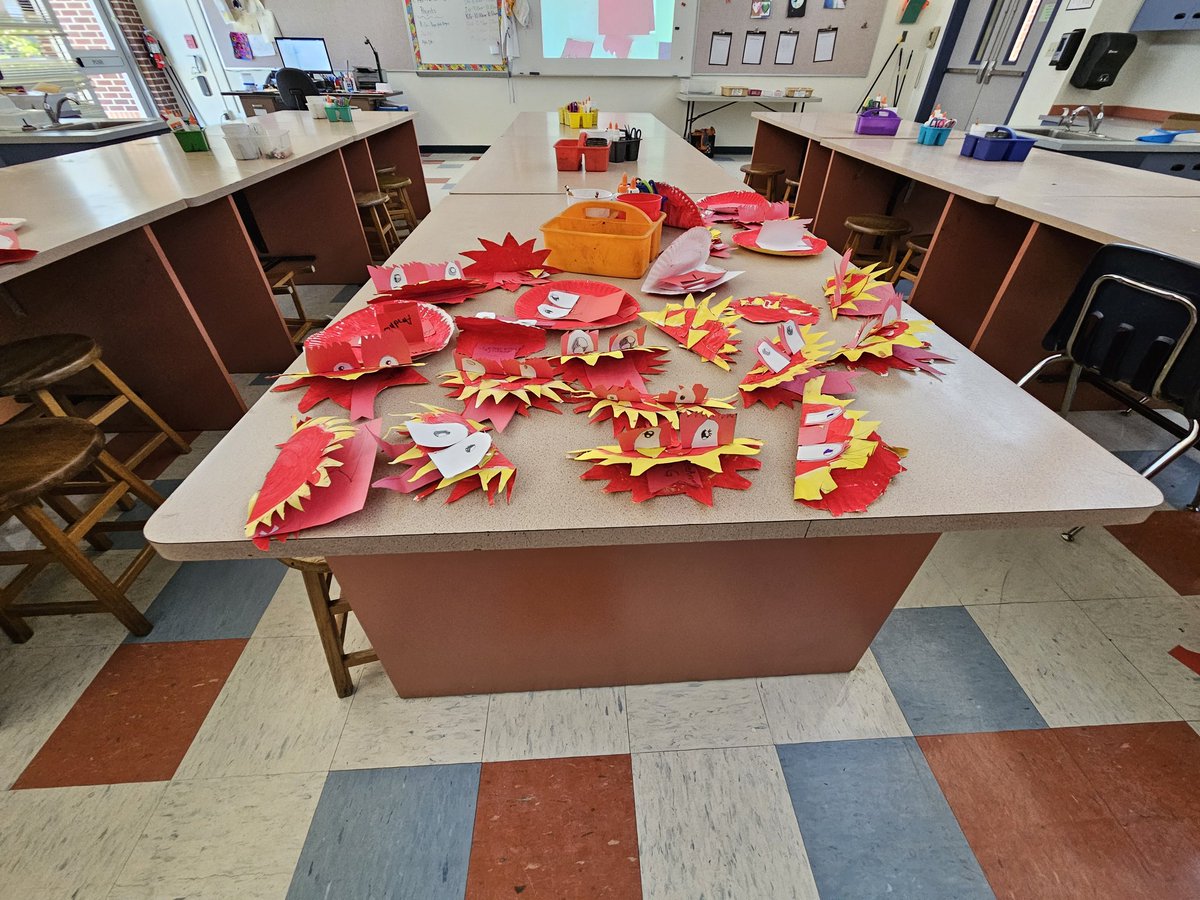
<box><xmin>854</xmin><ymin>108</ymin><xmax>902</xmax><ymax>136</ymax></box>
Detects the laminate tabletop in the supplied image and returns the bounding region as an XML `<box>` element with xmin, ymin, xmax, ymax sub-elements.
<box><xmin>145</xmin><ymin>191</ymin><xmax>1160</xmax><ymax>561</ymax></box>
<box><xmin>821</xmin><ymin>135</ymin><xmax>1200</xmax><ymax>204</ymax></box>
<box><xmin>995</xmin><ymin>194</ymin><xmax>1200</xmax><ymax>265</ymax></box>
<box><xmin>0</xmin><ymin>110</ymin><xmax>418</xmax><ymax>284</ymax></box>
<box><xmin>453</xmin><ymin>112</ymin><xmax>747</xmax><ymax>196</ymax></box>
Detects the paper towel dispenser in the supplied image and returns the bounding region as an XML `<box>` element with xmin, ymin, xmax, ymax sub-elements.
<box><xmin>1070</xmin><ymin>33</ymin><xmax>1138</xmax><ymax>89</ymax></box>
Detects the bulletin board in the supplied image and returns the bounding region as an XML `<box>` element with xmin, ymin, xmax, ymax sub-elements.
<box><xmin>691</xmin><ymin>0</ymin><xmax>888</xmax><ymax>76</ymax></box>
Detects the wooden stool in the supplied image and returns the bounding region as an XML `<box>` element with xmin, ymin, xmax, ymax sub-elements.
<box><xmin>843</xmin><ymin>214</ymin><xmax>913</xmax><ymax>269</ymax></box>
<box><xmin>782</xmin><ymin>178</ymin><xmax>802</xmax><ymax>216</ymax></box>
<box><xmin>740</xmin><ymin>163</ymin><xmax>784</xmax><ymax>202</ymax></box>
<box><xmin>0</xmin><ymin>334</ymin><xmax>190</xmax><ymax>475</ymax></box>
<box><xmin>355</xmin><ymin>191</ymin><xmax>400</xmax><ymax>263</ymax></box>
<box><xmin>267</xmin><ymin>267</ymin><xmax>328</xmax><ymax>347</ymax></box>
<box><xmin>891</xmin><ymin>233</ymin><xmax>934</xmax><ymax>286</ymax></box>
<box><xmin>0</xmin><ymin>418</ymin><xmax>162</xmax><ymax>643</ymax></box>
<box><xmin>376</xmin><ymin>169</ymin><xmax>420</xmax><ymax>234</ymax></box>
<box><xmin>280</xmin><ymin>556</ymin><xmax>378</xmax><ymax>698</ymax></box>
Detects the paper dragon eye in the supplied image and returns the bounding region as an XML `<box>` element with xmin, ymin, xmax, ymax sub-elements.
<box><xmin>796</xmin><ymin>442</ymin><xmax>847</xmax><ymax>462</ymax></box>
<box><xmin>518</xmin><ymin>361</ymin><xmax>538</xmax><ymax>378</ymax></box>
<box><xmin>445</xmin><ymin>262</ymin><xmax>463</xmax><ymax>278</ymax></box>
<box><xmin>378</xmin><ymin>355</ymin><xmax>401</xmax><ymax>367</ymax></box>
<box><xmin>692</xmin><ymin>422</ymin><xmax>719</xmax><ymax>448</ymax></box>
<box><xmin>674</xmin><ymin>385</ymin><xmax>696</xmax><ymax>404</ymax></box>
<box><xmin>634</xmin><ymin>427</ymin><xmax>661</xmax><ymax>449</ymax></box>
<box><xmin>332</xmin><ymin>362</ymin><xmax>354</xmax><ymax>372</ymax></box>
<box><xmin>803</xmin><ymin>407</ymin><xmax>842</xmax><ymax>425</ymax></box>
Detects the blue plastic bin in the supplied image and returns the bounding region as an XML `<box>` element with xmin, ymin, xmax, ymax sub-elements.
<box><xmin>960</xmin><ymin>126</ymin><xmax>1036</xmax><ymax>162</ymax></box>
<box><xmin>917</xmin><ymin>124</ymin><xmax>952</xmax><ymax>146</ymax></box>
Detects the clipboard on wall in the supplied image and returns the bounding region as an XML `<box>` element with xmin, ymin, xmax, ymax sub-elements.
<box><xmin>775</xmin><ymin>30</ymin><xmax>799</xmax><ymax>65</ymax></box>
<box><xmin>709</xmin><ymin>31</ymin><xmax>732</xmax><ymax>66</ymax></box>
<box><xmin>814</xmin><ymin>27</ymin><xmax>837</xmax><ymax>64</ymax></box>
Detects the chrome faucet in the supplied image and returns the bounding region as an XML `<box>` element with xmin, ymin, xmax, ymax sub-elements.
<box><xmin>46</xmin><ymin>96</ymin><xmax>79</xmax><ymax>124</ymax></box>
<box><xmin>1060</xmin><ymin>103</ymin><xmax>1105</xmax><ymax>133</ymax></box>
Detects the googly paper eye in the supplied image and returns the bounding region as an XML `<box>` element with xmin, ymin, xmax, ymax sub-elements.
<box><xmin>796</xmin><ymin>442</ymin><xmax>847</xmax><ymax>463</ymax></box>
<box><xmin>445</xmin><ymin>262</ymin><xmax>463</xmax><ymax>279</ymax></box>
<box><xmin>537</xmin><ymin>303</ymin><xmax>573</xmax><ymax>320</ymax></box>
<box><xmin>518</xmin><ymin>361</ymin><xmax>539</xmax><ymax>378</ymax></box>
<box><xmin>332</xmin><ymin>362</ymin><xmax>354</xmax><ymax>372</ymax></box>
<box><xmin>408</xmin><ymin>420</ymin><xmax>470</xmax><ymax>448</ymax></box>
<box><xmin>378</xmin><ymin>355</ymin><xmax>401</xmax><ymax>367</ymax></box>
<box><xmin>756</xmin><ymin>341</ymin><xmax>791</xmax><ymax>373</ymax></box>
<box><xmin>388</xmin><ymin>268</ymin><xmax>407</xmax><ymax>290</ymax></box>
<box><xmin>634</xmin><ymin>427</ymin><xmax>662</xmax><ymax>449</ymax></box>
<box><xmin>802</xmin><ymin>407</ymin><xmax>842</xmax><ymax>426</ymax></box>
<box><xmin>782</xmin><ymin>321</ymin><xmax>804</xmax><ymax>354</ymax></box>
<box><xmin>691</xmin><ymin>421</ymin><xmax>719</xmax><ymax>448</ymax></box>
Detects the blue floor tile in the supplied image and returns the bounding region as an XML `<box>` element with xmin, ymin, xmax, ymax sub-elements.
<box><xmin>109</xmin><ymin>479</ymin><xmax>182</xmax><ymax>550</ymax></box>
<box><xmin>438</xmin><ymin>163</ymin><xmax>464</xmax><ymax>169</ymax></box>
<box><xmin>125</xmin><ymin>557</ymin><xmax>285</xmax><ymax>643</ymax></box>
<box><xmin>1113</xmin><ymin>449</ymin><xmax>1199</xmax><ymax>509</ymax></box>
<box><xmin>778</xmin><ymin>738</ymin><xmax>992</xmax><ymax>900</ymax></box>
<box><xmin>440</xmin><ymin>182</ymin><xmax>456</xmax><ymax>190</ymax></box>
<box><xmin>288</xmin><ymin>764</ymin><xmax>480</xmax><ymax>900</ymax></box>
<box><xmin>871</xmin><ymin>607</ymin><xmax>1046</xmax><ymax>735</ymax></box>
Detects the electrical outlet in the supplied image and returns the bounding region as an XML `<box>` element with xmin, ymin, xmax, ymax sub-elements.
<box><xmin>926</xmin><ymin>26</ymin><xmax>941</xmax><ymax>49</ymax></box>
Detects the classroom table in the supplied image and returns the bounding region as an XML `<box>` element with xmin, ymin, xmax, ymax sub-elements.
<box><xmin>678</xmin><ymin>92</ymin><xmax>821</xmax><ymax>137</ymax></box>
<box><xmin>146</xmin><ymin>187</ymin><xmax>1160</xmax><ymax>698</ymax></box>
<box><xmin>749</xmin><ymin>111</ymin><xmax>1200</xmax><ymax>403</ymax></box>
<box><xmin>452</xmin><ymin>111</ymin><xmax>747</xmax><ymax>196</ymax></box>
<box><xmin>0</xmin><ymin>111</ymin><xmax>428</xmax><ymax>431</ymax></box>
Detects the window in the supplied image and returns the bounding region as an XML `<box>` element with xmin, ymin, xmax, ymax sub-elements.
<box><xmin>0</xmin><ymin>0</ymin><xmax>150</xmax><ymax>118</ymax></box>
<box><xmin>1003</xmin><ymin>0</ymin><xmax>1041</xmax><ymax>65</ymax></box>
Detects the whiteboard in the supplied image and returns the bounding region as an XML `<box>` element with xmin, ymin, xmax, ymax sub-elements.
<box><xmin>507</xmin><ymin>0</ymin><xmax>696</xmax><ymax>77</ymax></box>
<box><xmin>406</xmin><ymin>0</ymin><xmax>505</xmax><ymax>72</ymax></box>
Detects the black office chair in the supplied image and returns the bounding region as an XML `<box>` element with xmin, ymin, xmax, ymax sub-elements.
<box><xmin>275</xmin><ymin>67</ymin><xmax>319</xmax><ymax>110</ymax></box>
<box><xmin>1019</xmin><ymin>244</ymin><xmax>1200</xmax><ymax>539</ymax></box>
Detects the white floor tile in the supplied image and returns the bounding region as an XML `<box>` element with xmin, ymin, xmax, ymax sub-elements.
<box><xmin>0</xmin><ymin>643</ymin><xmax>114</xmax><ymax>789</ymax></box>
<box><xmin>632</xmin><ymin>746</ymin><xmax>819</xmax><ymax>900</ymax></box>
<box><xmin>1067</xmin><ymin>409</ymin><xmax>1199</xmax><ymax>456</ymax></box>
<box><xmin>332</xmin><ymin>665</ymin><xmax>487</xmax><ymax>768</ymax></box>
<box><xmin>107</xmin><ymin>873</ymin><xmax>292</xmax><ymax>900</ymax></box>
<box><xmin>1078</xmin><ymin>595</ymin><xmax>1200</xmax><ymax>721</ymax></box>
<box><xmin>626</xmin><ymin>679</ymin><xmax>771</xmax><ymax>753</ymax></box>
<box><xmin>969</xmin><ymin>601</ymin><xmax>1178</xmax><ymax>727</ymax></box>
<box><xmin>928</xmin><ymin>529</ymin><xmax>1072</xmax><ymax>604</ymax></box>
<box><xmin>0</xmin><ymin>782</ymin><xmax>164</xmax><ymax>899</ymax></box>
<box><xmin>251</xmin><ymin>568</ymin><xmax>369</xmax><ymax>653</ymax></box>
<box><xmin>897</xmin><ymin>553</ymin><xmax>962</xmax><ymax>607</ymax></box>
<box><xmin>483</xmin><ymin>686</ymin><xmax>628</xmax><ymax>761</ymax></box>
<box><xmin>759</xmin><ymin>650</ymin><xmax>912</xmax><ymax>743</ymax></box>
<box><xmin>113</xmin><ymin>772</ymin><xmax>323</xmax><ymax>892</ymax></box>
<box><xmin>174</xmin><ymin>636</ymin><xmax>352</xmax><ymax>780</ymax></box>
<box><xmin>1034</xmin><ymin>526</ymin><xmax>1175</xmax><ymax>601</ymax></box>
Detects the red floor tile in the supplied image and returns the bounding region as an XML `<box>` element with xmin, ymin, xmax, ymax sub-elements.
<box><xmin>1055</xmin><ymin>722</ymin><xmax>1200</xmax><ymax>826</ymax></box>
<box><xmin>465</xmin><ymin>754</ymin><xmax>642</xmax><ymax>899</ymax></box>
<box><xmin>1107</xmin><ymin>511</ymin><xmax>1200</xmax><ymax>595</ymax></box>
<box><xmin>920</xmin><ymin>725</ymin><xmax>1200</xmax><ymax>899</ymax></box>
<box><xmin>13</xmin><ymin>639</ymin><xmax>245</xmax><ymax>789</ymax></box>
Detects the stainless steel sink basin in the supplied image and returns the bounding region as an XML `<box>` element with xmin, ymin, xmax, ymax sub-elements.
<box><xmin>1013</xmin><ymin>126</ymin><xmax>1112</xmax><ymax>141</ymax></box>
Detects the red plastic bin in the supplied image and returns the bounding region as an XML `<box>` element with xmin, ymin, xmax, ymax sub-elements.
<box><xmin>554</xmin><ymin>138</ymin><xmax>609</xmax><ymax>172</ymax></box>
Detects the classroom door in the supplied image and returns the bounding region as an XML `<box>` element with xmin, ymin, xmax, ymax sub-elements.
<box><xmin>935</xmin><ymin>0</ymin><xmax>1056</xmax><ymax>127</ymax></box>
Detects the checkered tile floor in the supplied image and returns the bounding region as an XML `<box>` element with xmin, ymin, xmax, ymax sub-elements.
<box><xmin>1</xmin><ymin>401</ymin><xmax>1198</xmax><ymax>898</ymax></box>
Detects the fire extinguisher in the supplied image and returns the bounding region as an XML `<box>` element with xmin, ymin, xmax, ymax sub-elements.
<box><xmin>142</xmin><ymin>28</ymin><xmax>166</xmax><ymax>70</ymax></box>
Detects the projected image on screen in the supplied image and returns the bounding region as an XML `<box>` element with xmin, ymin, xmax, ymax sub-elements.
<box><xmin>542</xmin><ymin>0</ymin><xmax>677</xmax><ymax>60</ymax></box>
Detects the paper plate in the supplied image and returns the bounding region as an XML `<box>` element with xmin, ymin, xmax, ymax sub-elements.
<box><xmin>322</xmin><ymin>302</ymin><xmax>454</xmax><ymax>358</ymax></box>
<box><xmin>514</xmin><ymin>279</ymin><xmax>641</xmax><ymax>330</ymax></box>
<box><xmin>732</xmin><ymin>228</ymin><xmax>828</xmax><ymax>257</ymax></box>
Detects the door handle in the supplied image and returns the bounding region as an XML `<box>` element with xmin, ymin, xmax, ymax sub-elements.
<box><xmin>975</xmin><ymin>0</ymin><xmax>1011</xmax><ymax>83</ymax></box>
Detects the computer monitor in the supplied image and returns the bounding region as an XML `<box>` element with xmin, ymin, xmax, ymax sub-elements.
<box><xmin>276</xmin><ymin>37</ymin><xmax>334</xmax><ymax>74</ymax></box>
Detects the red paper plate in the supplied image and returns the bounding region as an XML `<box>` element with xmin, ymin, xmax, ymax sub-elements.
<box><xmin>732</xmin><ymin>228</ymin><xmax>828</xmax><ymax>257</ymax></box>
<box><xmin>322</xmin><ymin>301</ymin><xmax>453</xmax><ymax>358</ymax></box>
<box><xmin>514</xmin><ymin>280</ymin><xmax>641</xmax><ymax>330</ymax></box>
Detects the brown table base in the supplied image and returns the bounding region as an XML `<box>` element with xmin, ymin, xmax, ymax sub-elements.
<box><xmin>330</xmin><ymin>532</ymin><xmax>938</xmax><ymax>698</ymax></box>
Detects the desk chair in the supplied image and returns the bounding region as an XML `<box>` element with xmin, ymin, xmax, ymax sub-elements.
<box><xmin>275</xmin><ymin>68</ymin><xmax>319</xmax><ymax>111</ymax></box>
<box><xmin>1018</xmin><ymin>244</ymin><xmax>1200</xmax><ymax>539</ymax></box>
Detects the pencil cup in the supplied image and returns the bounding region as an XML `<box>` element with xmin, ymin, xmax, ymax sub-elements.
<box><xmin>337</xmin><ymin>105</ymin><xmax>353</xmax><ymax>122</ymax></box>
<box><xmin>324</xmin><ymin>106</ymin><xmax>338</xmax><ymax>122</ymax></box>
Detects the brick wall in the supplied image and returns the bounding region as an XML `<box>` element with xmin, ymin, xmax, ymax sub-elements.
<box><xmin>45</xmin><ymin>0</ymin><xmax>181</xmax><ymax>117</ymax></box>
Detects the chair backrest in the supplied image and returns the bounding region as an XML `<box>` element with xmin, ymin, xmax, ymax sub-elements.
<box><xmin>1043</xmin><ymin>243</ymin><xmax>1200</xmax><ymax>418</ymax></box>
<box><xmin>275</xmin><ymin>68</ymin><xmax>318</xmax><ymax>110</ymax></box>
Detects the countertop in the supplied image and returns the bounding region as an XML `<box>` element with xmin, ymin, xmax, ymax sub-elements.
<box><xmin>0</xmin><ymin>118</ymin><xmax>167</xmax><ymax>144</ymax></box>
<box><xmin>0</xmin><ymin>110</ymin><xmax>417</xmax><ymax>284</ymax></box>
<box><xmin>752</xmin><ymin>110</ymin><xmax>940</xmax><ymax>143</ymax></box>
<box><xmin>144</xmin><ymin>189</ymin><xmax>1161</xmax><ymax>561</ymax></box>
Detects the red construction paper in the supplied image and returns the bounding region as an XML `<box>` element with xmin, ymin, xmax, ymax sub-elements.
<box><xmin>272</xmin><ymin>366</ymin><xmax>429</xmax><ymax>419</ymax></box>
<box><xmin>246</xmin><ymin>418</ymin><xmax>377</xmax><ymax>549</ymax></box>
<box><xmin>731</xmin><ymin>293</ymin><xmax>821</xmax><ymax>325</ymax></box>
<box><xmin>441</xmin><ymin>354</ymin><xmax>570</xmax><ymax>432</ymax></box>
<box><xmin>455</xmin><ymin>315</ymin><xmax>547</xmax><ymax>359</ymax></box>
<box><xmin>367</xmin><ymin>261</ymin><xmax>484</xmax><ymax>305</ymax></box>
<box><xmin>0</xmin><ymin>248</ymin><xmax>36</xmax><ymax>265</ymax></box>
<box><xmin>581</xmin><ymin>455</ymin><xmax>761</xmax><ymax>506</ymax></box>
<box><xmin>700</xmin><ymin>191</ymin><xmax>791</xmax><ymax>225</ymax></box>
<box><xmin>460</xmin><ymin>233</ymin><xmax>561</xmax><ymax>291</ymax></box>
<box><xmin>571</xmin><ymin>290</ymin><xmax>626</xmax><ymax>322</ymax></box>
<box><xmin>515</xmin><ymin>280</ymin><xmax>640</xmax><ymax>329</ymax></box>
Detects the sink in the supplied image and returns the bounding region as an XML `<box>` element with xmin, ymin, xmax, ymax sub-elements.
<box><xmin>1013</xmin><ymin>126</ymin><xmax>1112</xmax><ymax>141</ymax></box>
<box><xmin>47</xmin><ymin>119</ymin><xmax>145</xmax><ymax>131</ymax></box>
